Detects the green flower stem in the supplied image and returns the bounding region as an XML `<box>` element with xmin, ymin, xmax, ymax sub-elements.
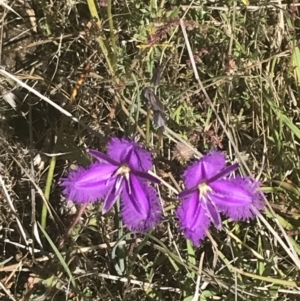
<box><xmin>41</xmin><ymin>155</ymin><xmax>56</xmax><ymax>230</ymax></box>
<box><xmin>146</xmin><ymin>109</ymin><xmax>151</xmax><ymax>146</ymax></box>
<box><xmin>41</xmin><ymin>0</ymin><xmax>52</xmax><ymax>36</ymax></box>
<box><xmin>112</xmin><ymin>198</ymin><xmax>126</xmax><ymax>275</ymax></box>
<box><xmin>107</xmin><ymin>0</ymin><xmax>117</xmax><ymax>71</ymax></box>
<box><xmin>86</xmin><ymin>0</ymin><xmax>115</xmax><ymax>76</ymax></box>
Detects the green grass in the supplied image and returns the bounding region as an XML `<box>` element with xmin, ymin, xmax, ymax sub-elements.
<box><xmin>1</xmin><ymin>0</ymin><xmax>300</xmax><ymax>300</ymax></box>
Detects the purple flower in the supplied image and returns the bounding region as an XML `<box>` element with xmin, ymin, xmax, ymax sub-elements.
<box><xmin>177</xmin><ymin>151</ymin><xmax>264</xmax><ymax>246</ymax></box>
<box><xmin>61</xmin><ymin>137</ymin><xmax>162</xmax><ymax>231</ymax></box>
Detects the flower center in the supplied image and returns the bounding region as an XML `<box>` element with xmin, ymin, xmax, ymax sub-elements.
<box><xmin>116</xmin><ymin>164</ymin><xmax>131</xmax><ymax>176</ymax></box>
<box><xmin>198</xmin><ymin>182</ymin><xmax>212</xmax><ymax>197</ymax></box>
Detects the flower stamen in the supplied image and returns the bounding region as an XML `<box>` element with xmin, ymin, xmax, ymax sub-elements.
<box><xmin>198</xmin><ymin>182</ymin><xmax>212</xmax><ymax>199</ymax></box>
<box><xmin>116</xmin><ymin>164</ymin><xmax>131</xmax><ymax>176</ymax></box>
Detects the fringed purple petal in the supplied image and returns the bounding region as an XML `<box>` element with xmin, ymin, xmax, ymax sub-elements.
<box><xmin>207</xmin><ymin>163</ymin><xmax>239</xmax><ymax>184</ymax></box>
<box><xmin>131</xmin><ymin>169</ymin><xmax>160</xmax><ymax>184</ymax></box>
<box><xmin>107</xmin><ymin>137</ymin><xmax>153</xmax><ymax>171</ymax></box>
<box><xmin>184</xmin><ymin>151</ymin><xmax>226</xmax><ymax>188</ymax></box>
<box><xmin>88</xmin><ymin>149</ymin><xmax>119</xmax><ymax>166</ymax></box>
<box><xmin>178</xmin><ymin>186</ymin><xmax>198</xmax><ymax>199</ymax></box>
<box><xmin>209</xmin><ymin>177</ymin><xmax>264</xmax><ymax>220</ymax></box>
<box><xmin>102</xmin><ymin>176</ymin><xmax>123</xmax><ymax>214</ymax></box>
<box><xmin>203</xmin><ymin>197</ymin><xmax>222</xmax><ymax>229</ymax></box>
<box><xmin>60</xmin><ymin>163</ymin><xmax>117</xmax><ymax>204</ymax></box>
<box><xmin>238</xmin><ymin>177</ymin><xmax>265</xmax><ymax>211</ymax></box>
<box><xmin>121</xmin><ymin>174</ymin><xmax>161</xmax><ymax>232</ymax></box>
<box><xmin>177</xmin><ymin>192</ymin><xmax>210</xmax><ymax>246</ymax></box>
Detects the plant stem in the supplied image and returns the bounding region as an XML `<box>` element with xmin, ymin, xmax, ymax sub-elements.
<box><xmin>58</xmin><ymin>203</ymin><xmax>88</xmax><ymax>247</ymax></box>
<box><xmin>86</xmin><ymin>0</ymin><xmax>115</xmax><ymax>75</ymax></box>
<box><xmin>41</xmin><ymin>0</ymin><xmax>52</xmax><ymax>36</ymax></box>
<box><xmin>146</xmin><ymin>109</ymin><xmax>151</xmax><ymax>146</ymax></box>
<box><xmin>107</xmin><ymin>0</ymin><xmax>117</xmax><ymax>71</ymax></box>
<box><xmin>41</xmin><ymin>155</ymin><xmax>56</xmax><ymax>230</ymax></box>
<box><xmin>112</xmin><ymin>199</ymin><xmax>126</xmax><ymax>275</ymax></box>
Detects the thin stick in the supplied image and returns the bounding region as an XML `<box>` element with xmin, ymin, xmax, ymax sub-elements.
<box><xmin>58</xmin><ymin>203</ymin><xmax>88</xmax><ymax>248</ymax></box>
<box><xmin>0</xmin><ymin>175</ymin><xmax>30</xmax><ymax>249</ymax></box>
<box><xmin>191</xmin><ymin>252</ymin><xmax>205</xmax><ymax>301</ymax></box>
<box><xmin>0</xmin><ymin>280</ymin><xmax>16</xmax><ymax>301</ymax></box>
<box><xmin>0</xmin><ymin>68</ymin><xmax>105</xmax><ymax>141</ymax></box>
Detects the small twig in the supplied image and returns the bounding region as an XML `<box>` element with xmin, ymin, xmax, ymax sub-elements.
<box><xmin>0</xmin><ymin>68</ymin><xmax>105</xmax><ymax>141</ymax></box>
<box><xmin>148</xmin><ymin>170</ymin><xmax>178</xmax><ymax>195</ymax></box>
<box><xmin>0</xmin><ymin>0</ymin><xmax>23</xmax><ymax>19</ymax></box>
<box><xmin>0</xmin><ymin>175</ymin><xmax>31</xmax><ymax>249</ymax></box>
<box><xmin>58</xmin><ymin>203</ymin><xmax>88</xmax><ymax>248</ymax></box>
<box><xmin>192</xmin><ymin>252</ymin><xmax>205</xmax><ymax>301</ymax></box>
<box><xmin>10</xmin><ymin>155</ymin><xmax>56</xmax><ymax>222</ymax></box>
<box><xmin>97</xmin><ymin>272</ymin><xmax>181</xmax><ymax>293</ymax></box>
<box><xmin>0</xmin><ymin>280</ymin><xmax>16</xmax><ymax>301</ymax></box>
<box><xmin>181</xmin><ymin>3</ymin><xmax>300</xmax><ymax>11</ymax></box>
